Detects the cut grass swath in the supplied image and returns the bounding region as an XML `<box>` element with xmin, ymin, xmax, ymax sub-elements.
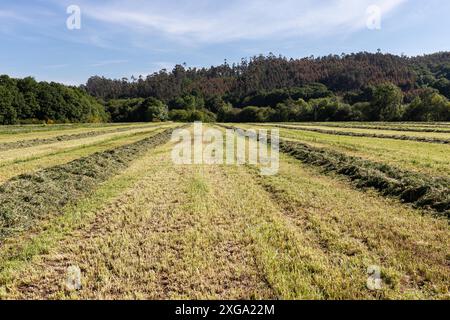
<box><xmin>280</xmin><ymin>140</ymin><xmax>450</xmax><ymax>217</ymax></box>
<box><xmin>263</xmin><ymin>124</ymin><xmax>450</xmax><ymax>144</ymax></box>
<box><xmin>295</xmin><ymin>123</ymin><xmax>450</xmax><ymax>133</ymax></box>
<box><xmin>220</xmin><ymin>124</ymin><xmax>450</xmax><ymax>217</ymax></box>
<box><xmin>0</xmin><ymin>123</ymin><xmax>164</xmax><ymax>152</ymax></box>
<box><xmin>0</xmin><ymin>127</ymin><xmax>177</xmax><ymax>239</ymax></box>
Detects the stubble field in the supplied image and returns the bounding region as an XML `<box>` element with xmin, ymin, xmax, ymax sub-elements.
<box><xmin>0</xmin><ymin>122</ymin><xmax>448</xmax><ymax>300</ymax></box>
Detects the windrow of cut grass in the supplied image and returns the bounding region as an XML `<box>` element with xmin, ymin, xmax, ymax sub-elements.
<box><xmin>258</xmin><ymin>124</ymin><xmax>450</xmax><ymax>144</ymax></box>
<box><xmin>0</xmin><ymin>125</ymin><xmax>175</xmax><ymax>165</ymax></box>
<box><xmin>235</xmin><ymin>124</ymin><xmax>450</xmax><ymax>177</ymax></box>
<box><xmin>0</xmin><ymin>128</ymin><xmax>170</xmax><ymax>184</ymax></box>
<box><xmin>280</xmin><ymin>140</ymin><xmax>449</xmax><ymax>217</ymax></box>
<box><xmin>243</xmin><ymin>155</ymin><xmax>449</xmax><ymax>299</ymax></box>
<box><xmin>222</xmin><ymin>124</ymin><xmax>449</xmax><ymax>216</ymax></box>
<box><xmin>0</xmin><ymin>127</ymin><xmax>178</xmax><ymax>239</ymax></box>
<box><xmin>0</xmin><ymin>123</ymin><xmax>162</xmax><ymax>144</ymax></box>
<box><xmin>294</xmin><ymin>122</ymin><xmax>450</xmax><ymax>133</ymax></box>
<box><xmin>0</xmin><ymin>123</ymin><xmax>166</xmax><ymax>152</ymax></box>
<box><xmin>0</xmin><ymin>123</ymin><xmax>138</xmax><ymax>135</ymax></box>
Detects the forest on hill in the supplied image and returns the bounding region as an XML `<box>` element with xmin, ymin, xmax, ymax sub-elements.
<box><xmin>1</xmin><ymin>52</ymin><xmax>450</xmax><ymax>124</ymax></box>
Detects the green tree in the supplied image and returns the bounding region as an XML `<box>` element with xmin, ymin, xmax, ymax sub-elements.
<box><xmin>0</xmin><ymin>85</ymin><xmax>17</xmax><ymax>124</ymax></box>
<box><xmin>371</xmin><ymin>83</ymin><xmax>404</xmax><ymax>121</ymax></box>
<box><xmin>433</xmin><ymin>77</ymin><xmax>450</xmax><ymax>99</ymax></box>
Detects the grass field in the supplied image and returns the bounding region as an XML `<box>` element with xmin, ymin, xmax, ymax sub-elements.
<box><xmin>257</xmin><ymin>123</ymin><xmax>450</xmax><ymax>142</ymax></box>
<box><xmin>0</xmin><ymin>122</ymin><xmax>448</xmax><ymax>300</ymax></box>
<box><xmin>235</xmin><ymin>123</ymin><xmax>450</xmax><ymax>177</ymax></box>
<box><xmin>288</xmin><ymin>122</ymin><xmax>450</xmax><ymax>133</ymax></box>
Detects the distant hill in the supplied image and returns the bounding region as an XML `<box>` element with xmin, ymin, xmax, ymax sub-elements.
<box><xmin>84</xmin><ymin>52</ymin><xmax>450</xmax><ymax>102</ymax></box>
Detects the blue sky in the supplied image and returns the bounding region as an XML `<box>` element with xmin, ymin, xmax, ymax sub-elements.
<box><xmin>1</xmin><ymin>0</ymin><xmax>449</xmax><ymax>85</ymax></box>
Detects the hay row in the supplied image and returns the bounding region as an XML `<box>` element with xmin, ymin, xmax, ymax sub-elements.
<box><xmin>268</xmin><ymin>125</ymin><xmax>450</xmax><ymax>144</ymax></box>
<box><xmin>280</xmin><ymin>140</ymin><xmax>449</xmax><ymax>217</ymax></box>
<box><xmin>0</xmin><ymin>127</ymin><xmax>176</xmax><ymax>239</ymax></box>
<box><xmin>0</xmin><ymin>124</ymin><xmax>163</xmax><ymax>152</ymax></box>
<box><xmin>291</xmin><ymin>123</ymin><xmax>450</xmax><ymax>133</ymax></box>
<box><xmin>220</xmin><ymin>124</ymin><xmax>449</xmax><ymax>217</ymax></box>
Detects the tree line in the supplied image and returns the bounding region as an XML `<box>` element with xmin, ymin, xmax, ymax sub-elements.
<box><xmin>86</xmin><ymin>51</ymin><xmax>450</xmax><ymax>122</ymax></box>
<box><xmin>0</xmin><ymin>75</ymin><xmax>108</xmax><ymax>125</ymax></box>
<box><xmin>1</xmin><ymin>52</ymin><xmax>450</xmax><ymax>124</ymax></box>
<box><xmin>102</xmin><ymin>82</ymin><xmax>449</xmax><ymax>123</ymax></box>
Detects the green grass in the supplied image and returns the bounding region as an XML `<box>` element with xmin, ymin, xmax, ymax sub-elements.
<box><xmin>0</xmin><ymin>123</ymin><xmax>168</xmax><ymax>152</ymax></box>
<box><xmin>235</xmin><ymin>124</ymin><xmax>450</xmax><ymax>177</ymax></box>
<box><xmin>287</xmin><ymin>122</ymin><xmax>450</xmax><ymax>132</ymax></box>
<box><xmin>0</xmin><ymin>122</ymin><xmax>164</xmax><ymax>143</ymax></box>
<box><xmin>259</xmin><ymin>123</ymin><xmax>450</xmax><ymax>141</ymax></box>
<box><xmin>0</xmin><ymin>125</ymin><xmax>177</xmax><ymax>183</ymax></box>
<box><xmin>0</xmin><ymin>143</ymin><xmax>176</xmax><ymax>298</ymax></box>
<box><xmin>279</xmin><ymin>139</ymin><xmax>449</xmax><ymax>215</ymax></box>
<box><xmin>244</xmin><ymin>155</ymin><xmax>449</xmax><ymax>299</ymax></box>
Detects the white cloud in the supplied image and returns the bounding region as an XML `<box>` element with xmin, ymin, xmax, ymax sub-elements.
<box><xmin>79</xmin><ymin>0</ymin><xmax>408</xmax><ymax>44</ymax></box>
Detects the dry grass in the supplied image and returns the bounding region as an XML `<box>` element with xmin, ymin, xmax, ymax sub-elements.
<box><xmin>245</xmin><ymin>155</ymin><xmax>449</xmax><ymax>299</ymax></box>
<box><xmin>0</xmin><ymin>124</ymin><xmax>174</xmax><ymax>165</ymax></box>
<box><xmin>289</xmin><ymin>122</ymin><xmax>450</xmax><ymax>133</ymax></box>
<box><xmin>0</xmin><ymin>124</ymin><xmax>448</xmax><ymax>300</ymax></box>
<box><xmin>0</xmin><ymin>142</ymin><xmax>274</xmax><ymax>299</ymax></box>
<box><xmin>0</xmin><ymin>128</ymin><xmax>175</xmax><ymax>239</ymax></box>
<box><xmin>0</xmin><ymin>143</ymin><xmax>177</xmax><ymax>297</ymax></box>
<box><xmin>279</xmin><ymin>139</ymin><xmax>449</xmax><ymax>215</ymax></box>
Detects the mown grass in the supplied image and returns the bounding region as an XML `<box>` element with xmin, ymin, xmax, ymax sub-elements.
<box><xmin>280</xmin><ymin>140</ymin><xmax>449</xmax><ymax>216</ymax></box>
<box><xmin>258</xmin><ymin>123</ymin><xmax>450</xmax><ymax>143</ymax></box>
<box><xmin>227</xmin><ymin>123</ymin><xmax>449</xmax><ymax>216</ymax></box>
<box><xmin>0</xmin><ymin>122</ymin><xmax>159</xmax><ymax>136</ymax></box>
<box><xmin>244</xmin><ymin>154</ymin><xmax>449</xmax><ymax>299</ymax></box>
<box><xmin>0</xmin><ymin>122</ymin><xmax>163</xmax><ymax>143</ymax></box>
<box><xmin>0</xmin><ymin>123</ymin><xmax>167</xmax><ymax>152</ymax></box>
<box><xmin>0</xmin><ymin>143</ymin><xmax>176</xmax><ymax>298</ymax></box>
<box><xmin>223</xmin><ymin>125</ymin><xmax>449</xmax><ymax>299</ymax></box>
<box><xmin>0</xmin><ymin>124</ymin><xmax>174</xmax><ymax>165</ymax></box>
<box><xmin>0</xmin><ymin>123</ymin><xmax>448</xmax><ymax>300</ymax></box>
<box><xmin>296</xmin><ymin>124</ymin><xmax>450</xmax><ymax>138</ymax></box>
<box><xmin>0</xmin><ymin>140</ymin><xmax>275</xmax><ymax>299</ymax></box>
<box><xmin>0</xmin><ymin>127</ymin><xmax>176</xmax><ymax>239</ymax></box>
<box><xmin>291</xmin><ymin>122</ymin><xmax>450</xmax><ymax>133</ymax></box>
<box><xmin>0</xmin><ymin>128</ymin><xmax>169</xmax><ymax>184</ymax></box>
<box><xmin>235</xmin><ymin>124</ymin><xmax>450</xmax><ymax>177</ymax></box>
